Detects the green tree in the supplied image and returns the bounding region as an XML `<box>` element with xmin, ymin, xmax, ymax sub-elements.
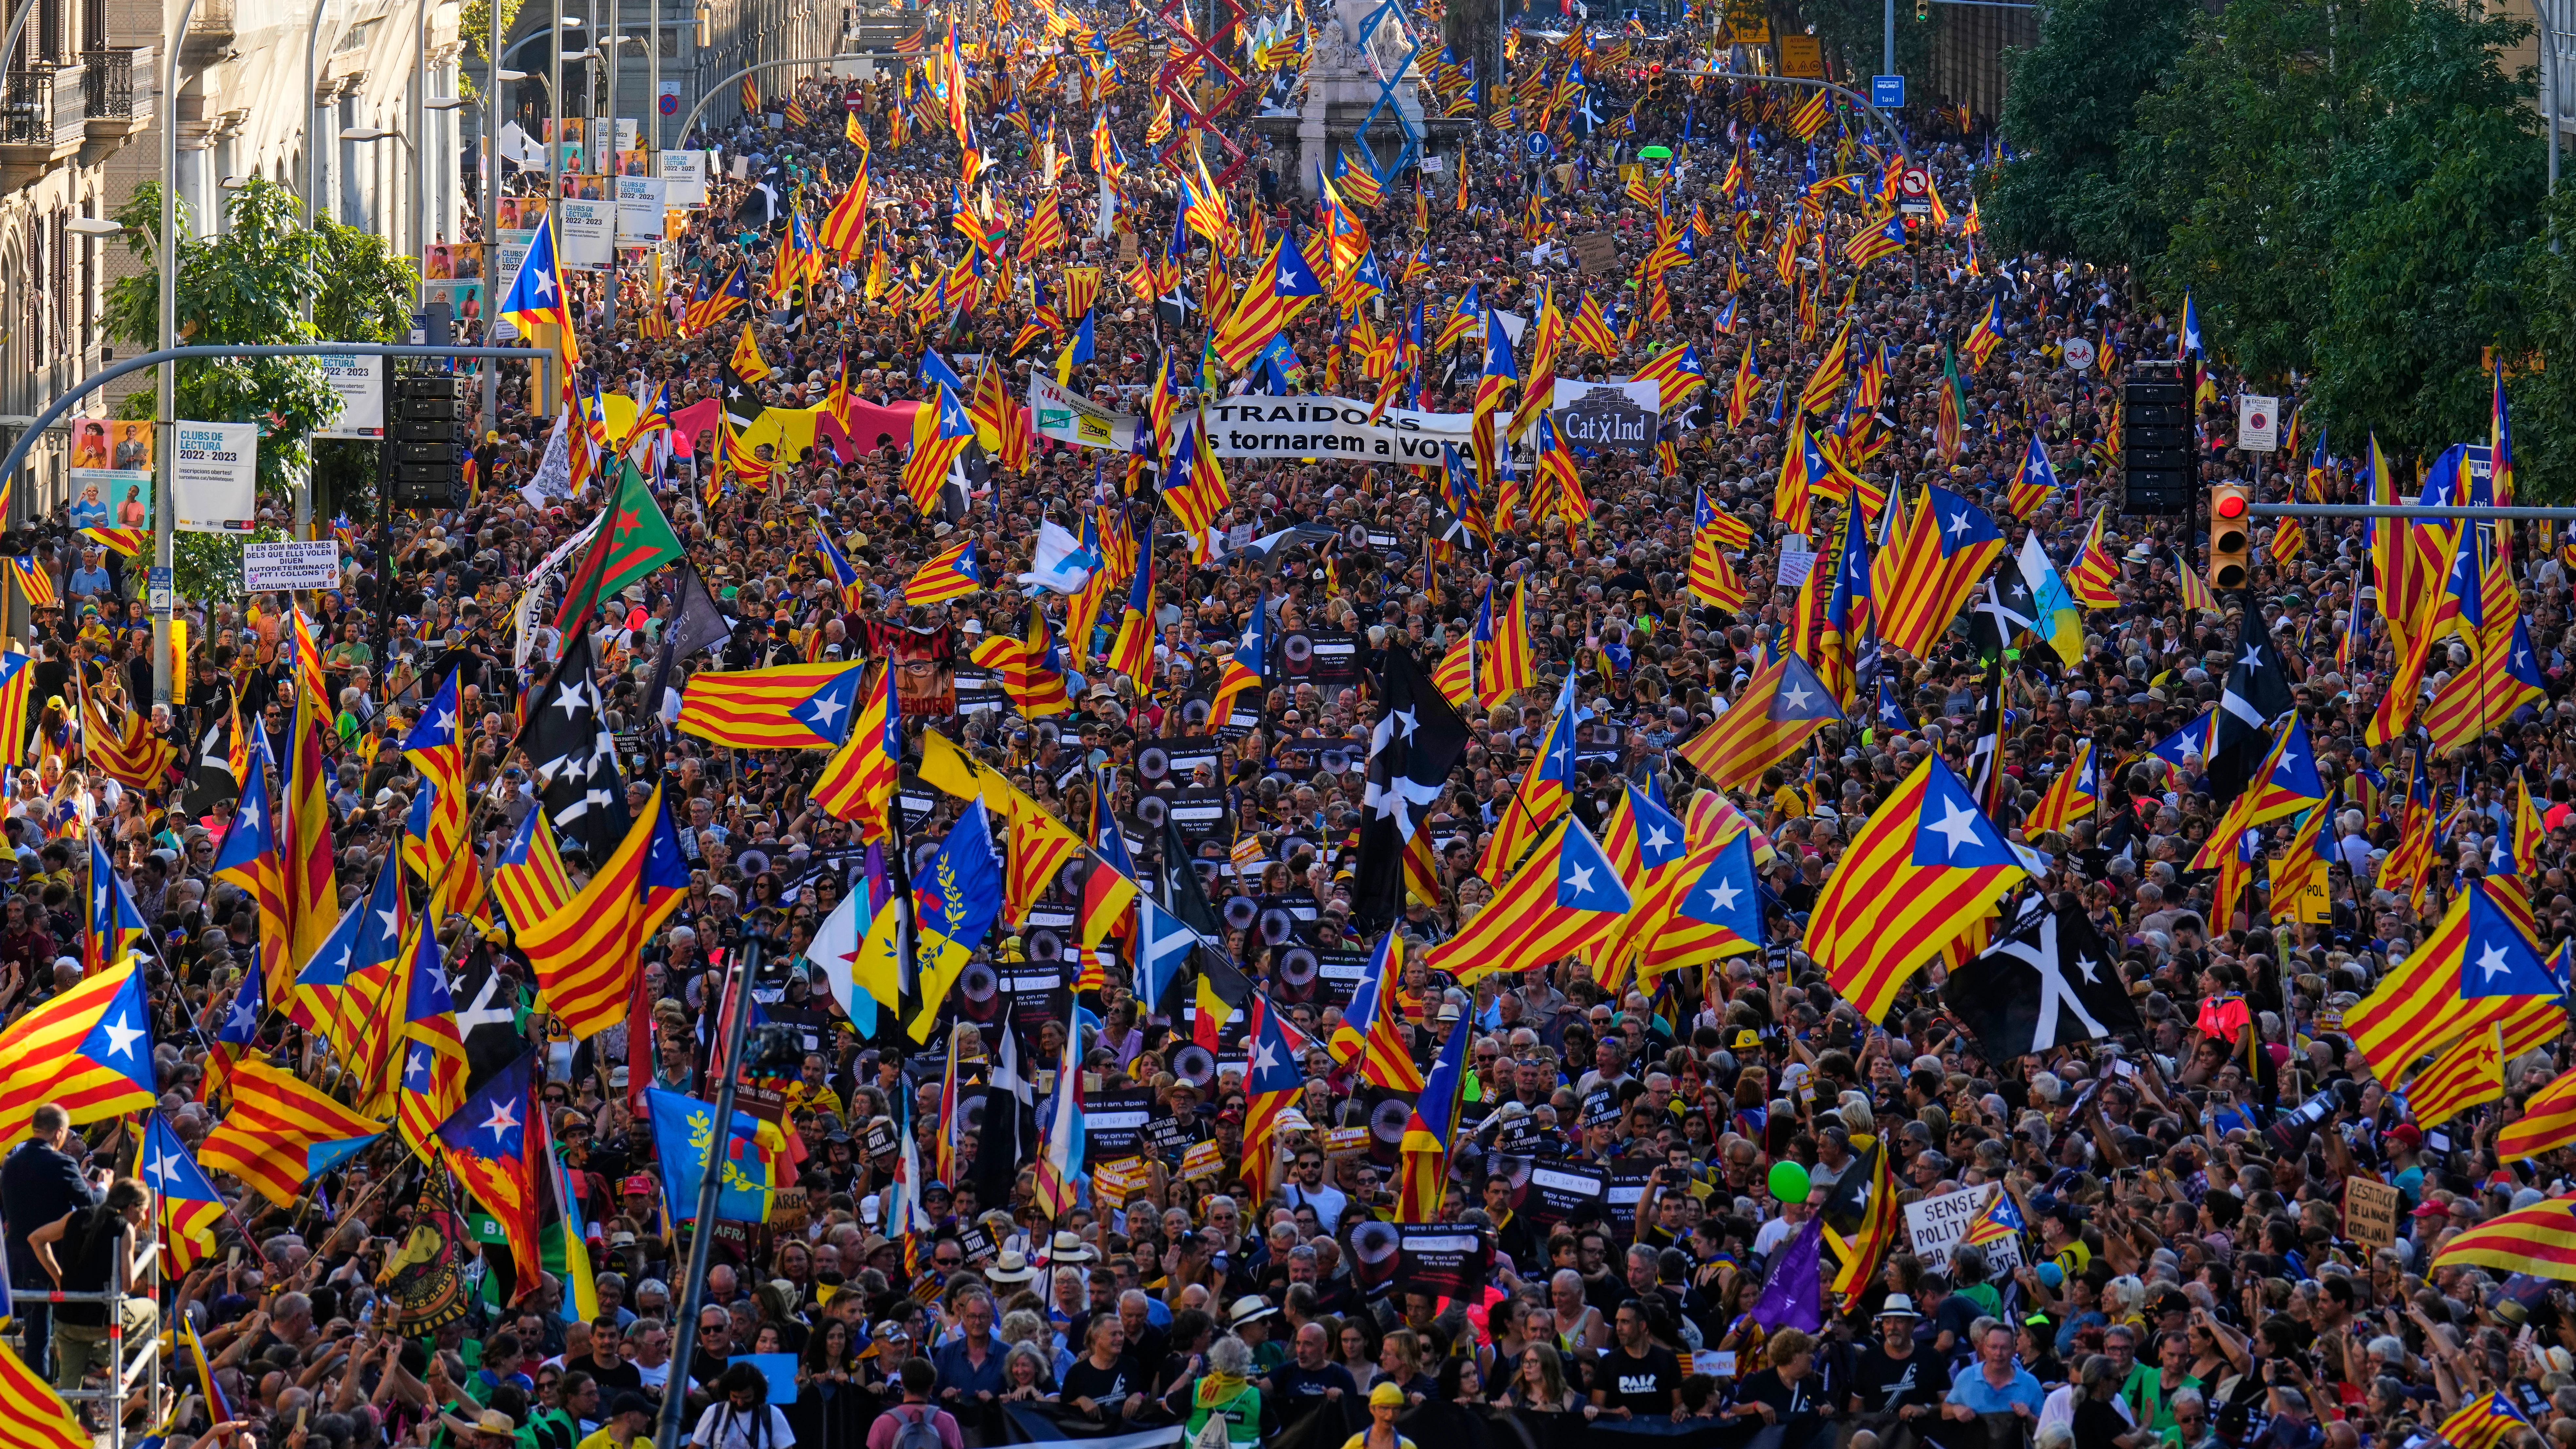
<box><xmin>1797</xmin><ymin>0</ymin><xmax>1939</xmax><ymax>93</ymax></box>
<box><xmin>2506</xmin><ymin>191</ymin><xmax>2576</xmax><ymax>501</ymax></box>
<box><xmin>1979</xmin><ymin>0</ymin><xmax>2193</xmax><ymax>263</ymax></box>
<box><xmin>102</xmin><ymin>176</ymin><xmax>412</xmax><ymax>596</ymax></box>
<box><xmin>2307</xmin><ymin>2</ymin><xmax>2542</xmax><ymax>469</ymax></box>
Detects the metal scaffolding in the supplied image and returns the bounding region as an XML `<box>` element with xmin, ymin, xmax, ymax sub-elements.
<box><xmin>14</xmin><ymin>1233</ymin><xmax>164</xmax><ymax>1449</ymax></box>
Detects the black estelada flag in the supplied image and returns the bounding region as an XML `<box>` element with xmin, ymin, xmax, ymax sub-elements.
<box><xmin>717</xmin><ymin>360</ymin><xmax>768</xmax><ymax>430</ymax></box>
<box><xmin>2206</xmin><ymin>618</ymin><xmax>2295</xmax><ymax>808</ymax></box>
<box><xmin>1354</xmin><ymin>643</ymin><xmax>1471</xmax><ymax>929</ymax></box>
<box><xmin>969</xmin><ymin>1018</ymin><xmax>1033</xmax><ymax>1208</ymax></box>
<box><xmin>184</xmin><ymin>713</ymin><xmax>238</xmax><ymax>818</ymax></box>
<box><xmin>649</xmin><ymin>559</ymin><xmax>735</xmax><ymax>724</ymax></box>
<box><xmin>523</xmin><ymin>629</ymin><xmax>630</xmax><ymax>861</ymax></box>
<box><xmin>1941</xmin><ymin>897</ymin><xmax>2146</xmax><ymax>1060</ymax></box>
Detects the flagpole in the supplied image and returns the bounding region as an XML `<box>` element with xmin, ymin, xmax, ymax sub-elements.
<box><xmin>651</xmin><ymin>929</ymin><xmax>766</xmax><ymax>1449</ymax></box>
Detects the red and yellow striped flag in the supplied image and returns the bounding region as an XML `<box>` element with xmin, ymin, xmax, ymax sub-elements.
<box><xmin>2502</xmin><ymin>1062</ymin><xmax>2576</xmax><ymax>1159</ymax></box>
<box><xmin>0</xmin><ymin>1336</ymin><xmax>85</xmax><ymax>1448</ymax></box>
<box><xmin>515</xmin><ymin>786</ymin><xmax>689</xmax><ymax>1039</ymax></box>
<box><xmin>199</xmin><ymin>1057</ymin><xmax>387</xmax><ymax>1206</ymax></box>
<box><xmin>2406</xmin><ymin>1024</ymin><xmax>2503</xmax><ymax>1129</ymax></box>
<box><xmin>1809</xmin><ymin>756</ymin><xmax>2029</xmax><ymax>1023</ymax></box>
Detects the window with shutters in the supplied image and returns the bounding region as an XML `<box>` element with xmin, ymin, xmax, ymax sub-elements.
<box><xmin>80</xmin><ymin>0</ymin><xmax>102</xmax><ymax>51</ymax></box>
<box><xmin>27</xmin><ymin>220</ymin><xmax>46</xmax><ymax>361</ymax></box>
<box><xmin>51</xmin><ymin>210</ymin><xmax>68</xmax><ymax>359</ymax></box>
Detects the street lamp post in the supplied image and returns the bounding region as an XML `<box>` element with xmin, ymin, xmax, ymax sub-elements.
<box><xmin>154</xmin><ymin>0</ymin><xmax>208</xmax><ymax>706</ymax></box>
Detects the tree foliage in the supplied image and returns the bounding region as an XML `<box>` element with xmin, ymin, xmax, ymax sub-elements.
<box><xmin>103</xmin><ymin>176</ymin><xmax>415</xmax><ymax>560</ymax></box>
<box><xmin>1979</xmin><ymin>0</ymin><xmax>2559</xmax><ymax>489</ymax></box>
<box><xmin>1982</xmin><ymin>0</ymin><xmax>2192</xmax><ymax>265</ymax></box>
<box><xmin>1797</xmin><ymin>0</ymin><xmax>1940</xmax><ymax>88</ymax></box>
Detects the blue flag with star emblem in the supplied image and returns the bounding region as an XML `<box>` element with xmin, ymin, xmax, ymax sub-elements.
<box><xmin>1910</xmin><ymin>756</ymin><xmax>2025</xmax><ymax>871</ymax></box>
<box><xmin>434</xmin><ymin>1047</ymin><xmax>543</xmax><ymax>1292</ymax></box>
<box><xmin>1629</xmin><ymin>781</ymin><xmax>1690</xmax><ymax>873</ymax></box>
<box><xmin>2460</xmin><ymin>887</ymin><xmax>2559</xmax><ymax>999</ymax></box>
<box><xmin>1678</xmin><ymin>830</ymin><xmax>1763</xmax><ymax>944</ymax></box>
<box><xmin>1554</xmin><ymin>816</ymin><xmax>1635</xmax><ymax>914</ymax></box>
<box><xmin>2149</xmin><ymin>706</ymin><xmax>2218</xmax><ymax>772</ymax></box>
<box><xmin>1274</xmin><ymin>229</ymin><xmax>1325</xmax><ymax>297</ymax></box>
<box><xmin>146</xmin><ymin>1111</ymin><xmax>228</xmax><ymax>1273</ymax></box>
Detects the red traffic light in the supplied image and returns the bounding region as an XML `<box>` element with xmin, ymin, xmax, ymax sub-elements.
<box><xmin>2213</xmin><ymin>492</ymin><xmax>2247</xmax><ymax>519</ymax></box>
<box><xmin>1649</xmin><ymin>63</ymin><xmax>1663</xmax><ymax>73</ymax></box>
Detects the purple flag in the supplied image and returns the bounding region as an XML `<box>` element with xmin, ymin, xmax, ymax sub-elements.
<box><xmin>1750</xmin><ymin>1215</ymin><xmax>1825</xmax><ymax>1334</ymax></box>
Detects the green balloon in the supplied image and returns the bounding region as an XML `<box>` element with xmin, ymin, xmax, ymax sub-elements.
<box><xmin>1768</xmin><ymin>1161</ymin><xmax>1811</xmax><ymax>1203</ymax></box>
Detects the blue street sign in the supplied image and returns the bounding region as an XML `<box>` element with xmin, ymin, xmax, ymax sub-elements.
<box><xmin>1524</xmin><ymin>133</ymin><xmax>1554</xmax><ymax>161</ymax></box>
<box><xmin>1872</xmin><ymin>74</ymin><xmax>1905</xmax><ymax>109</ymax></box>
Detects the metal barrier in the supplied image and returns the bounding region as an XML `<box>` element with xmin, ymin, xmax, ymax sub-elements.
<box><xmin>8</xmin><ymin>1233</ymin><xmax>162</xmax><ymax>1449</ymax></box>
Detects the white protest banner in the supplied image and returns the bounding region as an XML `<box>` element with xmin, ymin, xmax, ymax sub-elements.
<box><xmin>558</xmin><ymin>199</ymin><xmax>614</xmax><ymax>269</ymax></box>
<box><xmin>658</xmin><ymin>149</ymin><xmax>708</xmax><ymax>207</ymax></box>
<box><xmin>1197</xmin><ymin>395</ymin><xmax>1472</xmax><ymax>464</ymax></box>
<box><xmin>615</xmin><ymin>175</ymin><xmax>667</xmax><ymax>240</ymax></box>
<box><xmin>315</xmin><ymin>354</ymin><xmax>384</xmax><ymax>437</ymax></box>
<box><xmin>243</xmin><ymin>540</ymin><xmax>344</xmax><ymax>592</ymax></box>
<box><xmin>1902</xmin><ymin>1184</ymin><xmax>2026</xmax><ymax>1276</ymax></box>
<box><xmin>1026</xmin><ymin>373</ymin><xmax>1140</xmax><ymax>452</ymax></box>
<box><xmin>171</xmin><ymin>420</ymin><xmax>258</xmax><ymax>533</ymax></box>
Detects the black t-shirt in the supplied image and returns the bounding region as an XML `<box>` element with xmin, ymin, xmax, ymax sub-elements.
<box><xmin>51</xmin><ymin>1205</ymin><xmax>128</xmax><ymax>1326</ymax></box>
<box><xmin>584</xmin><ymin>1355</ymin><xmax>646</xmax><ymax>1395</ymax></box>
<box><xmin>1736</xmin><ymin>1366</ymin><xmax>1826</xmax><ymax>1430</ymax></box>
<box><xmin>1271</xmin><ymin>1361</ymin><xmax>1357</xmax><ymax>1417</ymax></box>
<box><xmin>1852</xmin><ymin>1345</ymin><xmax>1950</xmax><ymax>1414</ymax></box>
<box><xmin>1059</xmin><ymin>1354</ymin><xmax>1146</xmax><ymax>1414</ymax></box>
<box><xmin>2076</xmin><ymin>1395</ymin><xmax>2131</xmax><ymax>1449</ymax></box>
<box><xmin>1599</xmin><ymin>1345</ymin><xmax>1681</xmax><ymax>1417</ymax></box>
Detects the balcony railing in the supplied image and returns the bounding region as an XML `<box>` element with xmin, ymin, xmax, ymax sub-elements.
<box><xmin>0</xmin><ymin>66</ymin><xmax>82</xmax><ymax>149</ymax></box>
<box><xmin>80</xmin><ymin>49</ymin><xmax>131</xmax><ymax>118</ymax></box>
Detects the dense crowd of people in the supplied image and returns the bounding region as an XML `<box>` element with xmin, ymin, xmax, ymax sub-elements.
<box><xmin>0</xmin><ymin>6</ymin><xmax>2567</xmax><ymax>1449</ymax></box>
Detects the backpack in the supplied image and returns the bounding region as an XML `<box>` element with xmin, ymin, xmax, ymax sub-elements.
<box><xmin>889</xmin><ymin>1404</ymin><xmax>945</xmax><ymax>1449</ymax></box>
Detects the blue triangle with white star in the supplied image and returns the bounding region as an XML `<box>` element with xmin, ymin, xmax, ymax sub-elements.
<box><xmin>76</xmin><ymin>964</ymin><xmax>156</xmax><ymax>1093</ymax></box>
<box><xmin>791</xmin><ymin>667</ymin><xmax>864</xmax><ymax>746</ymax></box>
<box><xmin>1677</xmin><ymin>831</ymin><xmax>1762</xmax><ymax>941</ymax></box>
<box><xmin>1628</xmin><ymin>783</ymin><xmax>1690</xmax><ymax>871</ymax></box>
<box><xmin>1554</xmin><ymin>818</ymin><xmax>1634</xmax><ymax>914</ymax></box>
<box><xmin>2461</xmin><ymin>886</ymin><xmax>2558</xmax><ymax>999</ymax></box>
<box><xmin>1909</xmin><ymin>757</ymin><xmax>2019</xmax><ymax>870</ymax></box>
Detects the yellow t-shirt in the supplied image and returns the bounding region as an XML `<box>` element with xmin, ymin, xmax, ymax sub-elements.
<box><xmin>576</xmin><ymin>1429</ymin><xmax>649</xmax><ymax>1449</ymax></box>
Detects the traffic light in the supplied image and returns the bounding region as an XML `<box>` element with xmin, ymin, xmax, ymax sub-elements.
<box><xmin>2207</xmin><ymin>482</ymin><xmax>2253</xmax><ymax>592</ymax></box>
<box><xmin>2122</xmin><ymin>361</ymin><xmax>2192</xmax><ymax>516</ymax></box>
<box><xmin>1915</xmin><ymin>0</ymin><xmax>1929</xmax><ymax>16</ymax></box>
<box><xmin>387</xmin><ymin>371</ymin><xmax>467</xmax><ymax>511</ymax></box>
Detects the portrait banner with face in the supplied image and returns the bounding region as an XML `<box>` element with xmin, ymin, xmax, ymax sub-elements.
<box><xmin>69</xmin><ymin>421</ymin><xmax>154</xmax><ymax>533</ymax></box>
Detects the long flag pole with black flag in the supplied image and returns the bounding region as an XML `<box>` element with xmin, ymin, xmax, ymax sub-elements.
<box><xmin>1354</xmin><ymin>642</ymin><xmax>1471</xmax><ymax>930</ymax></box>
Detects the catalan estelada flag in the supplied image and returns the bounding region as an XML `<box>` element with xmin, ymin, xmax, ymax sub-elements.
<box><xmin>0</xmin><ymin>955</ymin><xmax>157</xmax><ymax>1139</ymax></box>
<box><xmin>1809</xmin><ymin>755</ymin><xmax>2030</xmax><ymax>1023</ymax></box>
<box><xmin>2063</xmin><ymin>509</ymin><xmax>2122</xmax><ymax>609</ymax></box>
<box><xmin>2436</xmin><ymin>1393</ymin><xmax>2530</xmax><ymax>1449</ymax></box>
<box><xmin>1329</xmin><ymin>930</ymin><xmax>1425</xmax><ymax>1091</ymax></box>
<box><xmin>145</xmin><ymin>1110</ymin><xmax>227</xmax><ymax>1273</ymax></box>
<box><xmin>2019</xmin><ymin>739</ymin><xmax>2099</xmax><ymax>837</ymax></box>
<box><xmin>0</xmin><ymin>1335</ymin><xmax>84</xmax><ymax>1448</ymax></box>
<box><xmin>1676</xmin><ymin>651</ymin><xmax>1843</xmax><ymax>792</ymax></box>
<box><xmin>1428</xmin><ymin>815</ymin><xmax>1635</xmax><ymax>985</ymax></box>
<box><xmin>1632</xmin><ymin>341</ymin><xmax>1705</xmax><ymax>411</ymax></box>
<box><xmin>677</xmin><ymin>660</ymin><xmax>868</xmax><ymax>749</ymax></box>
<box><xmin>2504</xmin><ymin>1063</ymin><xmax>2576</xmax><ymax>1157</ymax></box>
<box><xmin>901</xmin><ymin>537</ymin><xmax>982</xmax><ymax>606</ymax></box>
<box><xmin>1396</xmin><ymin>1009</ymin><xmax>1472</xmax><ymax>1222</ymax></box>
<box><xmin>516</xmin><ymin>786</ymin><xmax>689</xmax><ymax>1039</ymax></box>
<box><xmin>811</xmin><ymin>663</ymin><xmax>901</xmax><ymax>843</ymax></box>
<box><xmin>1876</xmin><ymin>483</ymin><xmax>2005</xmax><ymax>659</ymax></box>
<box><xmin>2348</xmin><ymin>879</ymin><xmax>2557</xmax><ymax>1083</ymax></box>
<box><xmin>436</xmin><ymin>1048</ymin><xmax>543</xmax><ymax>1301</ymax></box>
<box><xmin>199</xmin><ymin>1057</ymin><xmax>386</xmax><ymax>1206</ymax></box>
